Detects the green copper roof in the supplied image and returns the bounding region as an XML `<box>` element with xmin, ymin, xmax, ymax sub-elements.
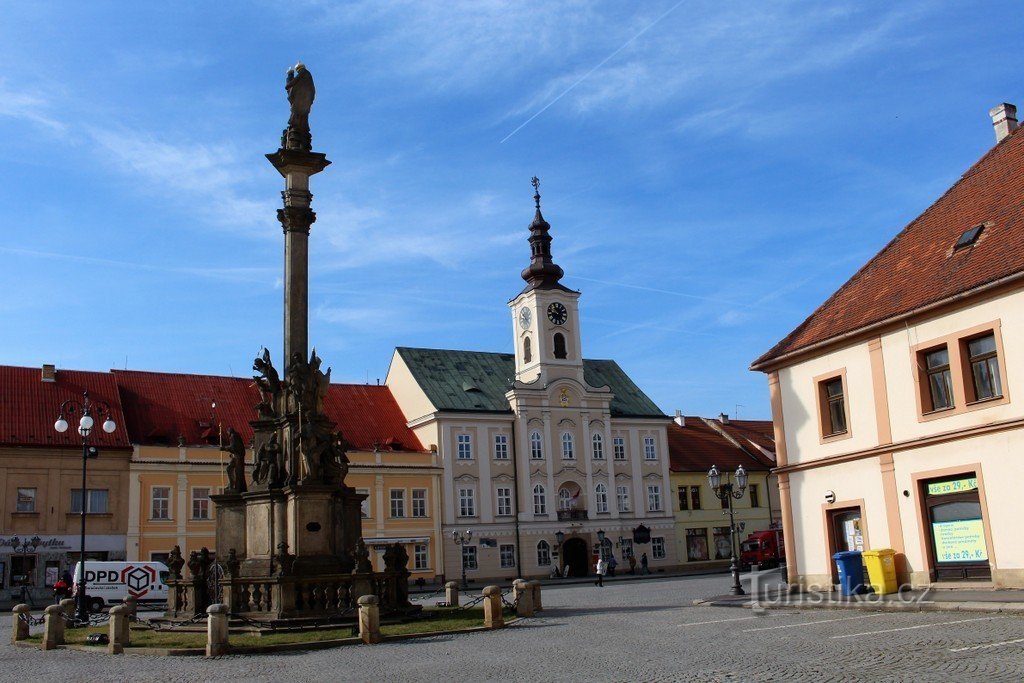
<box><xmin>395</xmin><ymin>347</ymin><xmax>666</xmax><ymax>418</ymax></box>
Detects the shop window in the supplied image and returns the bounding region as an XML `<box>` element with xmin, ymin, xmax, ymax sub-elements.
<box><xmin>713</xmin><ymin>527</ymin><xmax>732</xmax><ymax>560</ymax></box>
<box><xmin>686</xmin><ymin>528</ymin><xmax>709</xmax><ymax>561</ymax></box>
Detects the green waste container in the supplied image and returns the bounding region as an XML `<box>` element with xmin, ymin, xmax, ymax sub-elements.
<box><xmin>862</xmin><ymin>548</ymin><xmax>898</xmax><ymax>595</ymax></box>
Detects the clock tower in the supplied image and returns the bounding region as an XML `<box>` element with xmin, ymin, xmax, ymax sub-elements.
<box><xmin>509</xmin><ymin>178</ymin><xmax>584</xmax><ymax>385</ymax></box>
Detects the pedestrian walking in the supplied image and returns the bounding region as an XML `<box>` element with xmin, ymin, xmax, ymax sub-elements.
<box><xmin>594</xmin><ymin>557</ymin><xmax>607</xmax><ymax>587</ymax></box>
<box><xmin>640</xmin><ymin>552</ymin><xmax>650</xmax><ymax>575</ymax></box>
<box><xmin>608</xmin><ymin>555</ymin><xmax>617</xmax><ymax>577</ymax></box>
<box><xmin>628</xmin><ymin>554</ymin><xmax>637</xmax><ymax>575</ymax></box>
<box><xmin>53</xmin><ymin>577</ymin><xmax>70</xmax><ymax>601</ymax></box>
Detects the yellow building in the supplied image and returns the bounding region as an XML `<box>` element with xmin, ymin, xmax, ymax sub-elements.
<box><xmin>117</xmin><ymin>370</ymin><xmax>443</xmax><ymax>579</ymax></box>
<box><xmin>667</xmin><ymin>415</ymin><xmax>778</xmax><ymax>570</ymax></box>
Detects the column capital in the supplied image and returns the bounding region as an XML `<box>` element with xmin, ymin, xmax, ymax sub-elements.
<box><xmin>277</xmin><ymin>206</ymin><xmax>316</xmax><ymax>235</ymax></box>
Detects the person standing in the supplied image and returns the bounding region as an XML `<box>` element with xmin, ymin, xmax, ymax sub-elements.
<box><xmin>628</xmin><ymin>554</ymin><xmax>637</xmax><ymax>575</ymax></box>
<box><xmin>608</xmin><ymin>555</ymin><xmax>617</xmax><ymax>577</ymax></box>
<box><xmin>640</xmin><ymin>552</ymin><xmax>650</xmax><ymax>575</ymax></box>
<box><xmin>594</xmin><ymin>557</ymin><xmax>607</xmax><ymax>587</ymax></box>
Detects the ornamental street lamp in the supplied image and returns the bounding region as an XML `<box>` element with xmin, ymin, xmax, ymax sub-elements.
<box><xmin>55</xmin><ymin>391</ymin><xmax>116</xmax><ymax>624</ymax></box>
<box><xmin>11</xmin><ymin>536</ymin><xmax>41</xmax><ymax>555</ymax></box>
<box><xmin>452</xmin><ymin>529</ymin><xmax>473</xmax><ymax>589</ymax></box>
<box><xmin>708</xmin><ymin>464</ymin><xmax>748</xmax><ymax>596</ymax></box>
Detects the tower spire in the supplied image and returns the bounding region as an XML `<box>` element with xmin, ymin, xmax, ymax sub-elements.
<box><xmin>521</xmin><ymin>176</ymin><xmax>566</xmax><ymax>291</ymax></box>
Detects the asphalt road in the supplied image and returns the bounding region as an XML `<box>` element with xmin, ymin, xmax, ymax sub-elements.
<box><xmin>2</xmin><ymin>572</ymin><xmax>1022</xmax><ymax>682</ymax></box>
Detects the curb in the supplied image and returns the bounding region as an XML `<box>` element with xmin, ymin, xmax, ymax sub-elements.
<box><xmin>696</xmin><ymin>597</ymin><xmax>1024</xmax><ymax>614</ymax></box>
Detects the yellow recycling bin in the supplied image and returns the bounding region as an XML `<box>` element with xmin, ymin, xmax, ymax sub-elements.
<box><xmin>862</xmin><ymin>548</ymin><xmax>898</xmax><ymax>595</ymax></box>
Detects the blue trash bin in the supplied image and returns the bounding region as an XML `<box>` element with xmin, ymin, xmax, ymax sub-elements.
<box><xmin>833</xmin><ymin>551</ymin><xmax>867</xmax><ymax>596</ymax></box>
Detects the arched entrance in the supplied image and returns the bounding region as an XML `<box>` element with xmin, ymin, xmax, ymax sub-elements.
<box><xmin>562</xmin><ymin>537</ymin><xmax>589</xmax><ymax>577</ymax></box>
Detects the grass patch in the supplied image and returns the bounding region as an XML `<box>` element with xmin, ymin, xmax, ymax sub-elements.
<box><xmin>25</xmin><ymin>607</ymin><xmax>508</xmax><ymax>650</ymax></box>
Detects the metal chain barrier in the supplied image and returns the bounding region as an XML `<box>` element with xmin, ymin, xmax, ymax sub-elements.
<box><xmin>137</xmin><ymin>612</ymin><xmax>208</xmax><ymax>631</ymax></box>
<box><xmin>18</xmin><ymin>612</ymin><xmax>45</xmax><ymax>626</ymax></box>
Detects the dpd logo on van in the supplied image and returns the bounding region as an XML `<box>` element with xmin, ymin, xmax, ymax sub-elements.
<box><xmin>121</xmin><ymin>564</ymin><xmax>157</xmax><ymax>598</ymax></box>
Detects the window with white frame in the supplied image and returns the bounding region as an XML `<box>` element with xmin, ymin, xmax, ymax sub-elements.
<box><xmin>561</xmin><ymin>432</ymin><xmax>575</xmax><ymax>459</ymax></box>
<box><xmin>652</xmin><ymin>537</ymin><xmax>666</xmax><ymax>559</ymax></box>
<box><xmin>537</xmin><ymin>540</ymin><xmax>551</xmax><ymax>566</ymax></box>
<box><xmin>643</xmin><ymin>436</ymin><xmax>657</xmax><ymax>460</ymax></box>
<box><xmin>390</xmin><ymin>489</ymin><xmax>405</xmax><ymax>518</ymax></box>
<box><xmin>457</xmin><ymin>433</ymin><xmax>473</xmax><ymax>460</ymax></box>
<box><xmin>494</xmin><ymin>433</ymin><xmax>509</xmax><ymax>460</ymax></box>
<box><xmin>530</xmin><ymin>431</ymin><xmax>543</xmax><ymax>459</ymax></box>
<box><xmin>533</xmin><ymin>484</ymin><xmax>547</xmax><ymax>515</ymax></box>
<box><xmin>558</xmin><ymin>487</ymin><xmax>575</xmax><ymax>511</ymax></box>
<box><xmin>616</xmin><ymin>485</ymin><xmax>631</xmax><ymax>512</ymax></box>
<box><xmin>592</xmin><ymin>433</ymin><xmax>604</xmax><ymax>459</ymax></box>
<box><xmin>412</xmin><ymin>489</ymin><xmax>427</xmax><ymax>518</ymax></box>
<box><xmin>70</xmin><ymin>489</ymin><xmax>108</xmax><ymax>514</ymax></box>
<box><xmin>16</xmin><ymin>487</ymin><xmax>36</xmax><ymax>513</ymax></box>
<box><xmin>496</xmin><ymin>486</ymin><xmax>513</xmax><ymax>516</ymax></box>
<box><xmin>500</xmin><ymin>544</ymin><xmax>516</xmax><ymax>568</ymax></box>
<box><xmin>462</xmin><ymin>545</ymin><xmax>478</xmax><ymax>570</ymax></box>
<box><xmin>613</xmin><ymin>436</ymin><xmax>626</xmax><ymax>460</ymax></box>
<box><xmin>458</xmin><ymin>487</ymin><xmax>476</xmax><ymax>517</ymax></box>
<box><xmin>358</xmin><ymin>488</ymin><xmax>370</xmax><ymax>518</ymax></box>
<box><xmin>192</xmin><ymin>487</ymin><xmax>211</xmax><ymax>520</ymax></box>
<box><xmin>414</xmin><ymin>544</ymin><xmax>429</xmax><ymax>571</ymax></box>
<box><xmin>646</xmin><ymin>484</ymin><xmax>662</xmax><ymax>512</ymax></box>
<box><xmin>594</xmin><ymin>483</ymin><xmax>609</xmax><ymax>513</ymax></box>
<box><xmin>151</xmin><ymin>487</ymin><xmax>170</xmax><ymax>520</ymax></box>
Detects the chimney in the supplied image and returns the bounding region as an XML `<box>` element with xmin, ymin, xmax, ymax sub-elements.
<box><xmin>41</xmin><ymin>364</ymin><xmax>56</xmax><ymax>383</ymax></box>
<box><xmin>674</xmin><ymin>410</ymin><xmax>686</xmax><ymax>427</ymax></box>
<box><xmin>990</xmin><ymin>103</ymin><xmax>1018</xmax><ymax>143</ymax></box>
<box><xmin>719</xmin><ymin>412</ymin><xmax>730</xmax><ymax>425</ymax></box>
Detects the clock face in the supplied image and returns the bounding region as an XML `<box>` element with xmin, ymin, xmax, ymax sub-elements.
<box><xmin>547</xmin><ymin>302</ymin><xmax>568</xmax><ymax>325</ymax></box>
<box><xmin>518</xmin><ymin>307</ymin><xmax>532</xmax><ymax>330</ymax></box>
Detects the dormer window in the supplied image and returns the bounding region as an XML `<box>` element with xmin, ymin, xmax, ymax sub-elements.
<box><xmin>954</xmin><ymin>224</ymin><xmax>984</xmax><ymax>250</ymax></box>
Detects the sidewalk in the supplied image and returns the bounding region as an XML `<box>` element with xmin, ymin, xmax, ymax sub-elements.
<box><xmin>698</xmin><ymin>586</ymin><xmax>1024</xmax><ymax>614</ymax></box>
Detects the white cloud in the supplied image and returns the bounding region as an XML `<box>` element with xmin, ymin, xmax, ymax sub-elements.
<box><xmin>0</xmin><ymin>79</ymin><xmax>67</xmax><ymax>133</ymax></box>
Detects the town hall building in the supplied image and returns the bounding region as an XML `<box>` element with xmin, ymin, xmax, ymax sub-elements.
<box><xmin>387</xmin><ymin>183</ymin><xmax>677</xmax><ymax>581</ymax></box>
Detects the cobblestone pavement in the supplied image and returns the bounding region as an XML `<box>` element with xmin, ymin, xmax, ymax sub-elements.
<box><xmin>2</xmin><ymin>573</ymin><xmax>1023</xmax><ymax>682</ymax></box>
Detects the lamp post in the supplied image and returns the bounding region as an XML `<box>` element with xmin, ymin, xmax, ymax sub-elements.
<box><xmin>708</xmin><ymin>464</ymin><xmax>748</xmax><ymax>596</ymax></box>
<box><xmin>55</xmin><ymin>391</ymin><xmax>116</xmax><ymax>623</ymax></box>
<box><xmin>452</xmin><ymin>529</ymin><xmax>473</xmax><ymax>589</ymax></box>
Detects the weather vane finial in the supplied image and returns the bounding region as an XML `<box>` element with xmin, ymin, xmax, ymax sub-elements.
<box><xmin>531</xmin><ymin>176</ymin><xmax>541</xmax><ymax>210</ymax></box>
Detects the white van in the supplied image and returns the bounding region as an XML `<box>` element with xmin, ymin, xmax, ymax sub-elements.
<box><xmin>72</xmin><ymin>561</ymin><xmax>170</xmax><ymax>612</ymax></box>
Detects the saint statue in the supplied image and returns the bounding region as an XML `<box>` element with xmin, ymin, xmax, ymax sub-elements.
<box><xmin>221</xmin><ymin>426</ymin><xmax>248</xmax><ymax>493</ymax></box>
<box><xmin>284</xmin><ymin>62</ymin><xmax>315</xmax><ymax>151</ymax></box>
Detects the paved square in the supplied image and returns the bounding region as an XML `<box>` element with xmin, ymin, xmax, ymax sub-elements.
<box><xmin>3</xmin><ymin>574</ymin><xmax>1023</xmax><ymax>682</ymax></box>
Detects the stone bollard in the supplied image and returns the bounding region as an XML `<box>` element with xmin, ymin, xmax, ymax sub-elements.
<box><xmin>42</xmin><ymin>604</ymin><xmax>66</xmax><ymax>650</ymax></box>
<box><xmin>358</xmin><ymin>594</ymin><xmax>382</xmax><ymax>645</ymax></box>
<box><xmin>59</xmin><ymin>598</ymin><xmax>76</xmax><ymax>622</ymax></box>
<box><xmin>107</xmin><ymin>604</ymin><xmax>130</xmax><ymax>654</ymax></box>
<box><xmin>528</xmin><ymin>580</ymin><xmax>543</xmax><ymax>612</ymax></box>
<box><xmin>11</xmin><ymin>605</ymin><xmax>31</xmax><ymax>644</ymax></box>
<box><xmin>482</xmin><ymin>585</ymin><xmax>504</xmax><ymax>629</ymax></box>
<box><xmin>445</xmin><ymin>580</ymin><xmax>460</xmax><ymax>607</ymax></box>
<box><xmin>512</xmin><ymin>579</ymin><xmax>534</xmax><ymax>617</ymax></box>
<box><xmin>123</xmin><ymin>596</ymin><xmax>138</xmax><ymax>621</ymax></box>
<box><xmin>206</xmin><ymin>603</ymin><xmax>230</xmax><ymax>657</ymax></box>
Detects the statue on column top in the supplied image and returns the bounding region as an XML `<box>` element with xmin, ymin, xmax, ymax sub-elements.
<box><xmin>284</xmin><ymin>62</ymin><xmax>315</xmax><ymax>151</ymax></box>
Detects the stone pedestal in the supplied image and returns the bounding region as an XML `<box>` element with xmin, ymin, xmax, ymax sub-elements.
<box><xmin>211</xmin><ymin>492</ymin><xmax>246</xmax><ymax>564</ymax></box>
<box><xmin>358</xmin><ymin>594</ymin><xmax>381</xmax><ymax>644</ymax></box>
<box><xmin>107</xmin><ymin>604</ymin><xmax>129</xmax><ymax>654</ymax></box>
<box><xmin>513</xmin><ymin>579</ymin><xmax>534</xmax><ymax>617</ymax></box>
<box><xmin>42</xmin><ymin>604</ymin><xmax>65</xmax><ymax>650</ymax></box>
<box><xmin>482</xmin><ymin>586</ymin><xmax>504</xmax><ymax>629</ymax></box>
<box><xmin>11</xmin><ymin>605</ymin><xmax>30</xmax><ymax>643</ymax></box>
<box><xmin>206</xmin><ymin>604</ymin><xmax>230</xmax><ymax>657</ymax></box>
<box><xmin>445</xmin><ymin>581</ymin><xmax>460</xmax><ymax>607</ymax></box>
<box><xmin>528</xmin><ymin>580</ymin><xmax>543</xmax><ymax>611</ymax></box>
<box><xmin>59</xmin><ymin>598</ymin><xmax>75</xmax><ymax>621</ymax></box>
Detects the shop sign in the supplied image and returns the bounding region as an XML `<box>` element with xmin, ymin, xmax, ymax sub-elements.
<box><xmin>932</xmin><ymin>519</ymin><xmax>988</xmax><ymax>563</ymax></box>
<box><xmin>0</xmin><ymin>535</ymin><xmax>125</xmax><ymax>553</ymax></box>
<box><xmin>927</xmin><ymin>477</ymin><xmax>978</xmax><ymax>496</ymax></box>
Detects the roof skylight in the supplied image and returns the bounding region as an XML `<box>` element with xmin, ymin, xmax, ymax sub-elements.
<box><xmin>954</xmin><ymin>224</ymin><xmax>985</xmax><ymax>250</ymax></box>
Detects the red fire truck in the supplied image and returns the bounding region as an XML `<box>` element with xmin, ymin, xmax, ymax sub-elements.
<box><xmin>739</xmin><ymin>529</ymin><xmax>785</xmax><ymax>570</ymax></box>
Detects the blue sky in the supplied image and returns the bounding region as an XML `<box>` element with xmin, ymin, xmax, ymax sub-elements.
<box><xmin>1</xmin><ymin>1</ymin><xmax>1021</xmax><ymax>420</ymax></box>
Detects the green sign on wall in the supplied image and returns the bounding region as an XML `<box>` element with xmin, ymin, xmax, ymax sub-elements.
<box><xmin>926</xmin><ymin>477</ymin><xmax>978</xmax><ymax>496</ymax></box>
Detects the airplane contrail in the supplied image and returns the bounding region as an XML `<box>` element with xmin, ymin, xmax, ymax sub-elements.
<box><xmin>500</xmin><ymin>0</ymin><xmax>686</xmax><ymax>144</ymax></box>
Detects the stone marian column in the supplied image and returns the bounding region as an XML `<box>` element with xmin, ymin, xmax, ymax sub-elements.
<box><xmin>265</xmin><ymin>148</ymin><xmax>331</xmax><ymax>369</ymax></box>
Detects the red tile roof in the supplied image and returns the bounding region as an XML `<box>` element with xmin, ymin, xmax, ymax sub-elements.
<box><xmin>113</xmin><ymin>369</ymin><xmax>424</xmax><ymax>452</ymax></box>
<box><xmin>0</xmin><ymin>366</ymin><xmax>131</xmax><ymax>449</ymax></box>
<box><xmin>753</xmin><ymin>126</ymin><xmax>1024</xmax><ymax>369</ymax></box>
<box><xmin>667</xmin><ymin>417</ymin><xmax>772</xmax><ymax>473</ymax></box>
<box><xmin>1</xmin><ymin>366</ymin><xmax>424</xmax><ymax>453</ymax></box>
<box><xmin>719</xmin><ymin>420</ymin><xmax>776</xmax><ymax>456</ymax></box>
<box><xmin>111</xmin><ymin>370</ymin><xmax>419</xmax><ymax>450</ymax></box>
